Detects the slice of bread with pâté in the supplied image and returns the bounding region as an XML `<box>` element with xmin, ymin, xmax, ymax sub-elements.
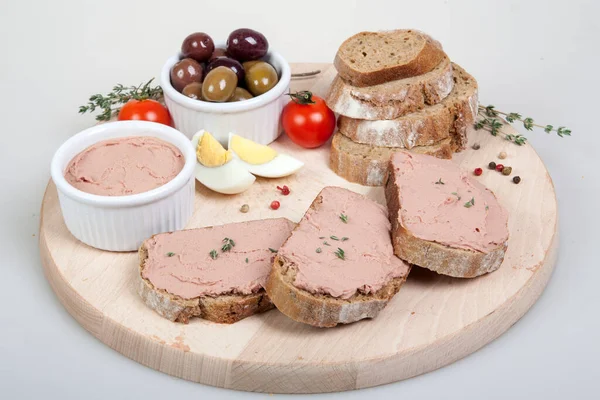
<box><xmin>265</xmin><ymin>187</ymin><xmax>411</xmax><ymax>328</ymax></box>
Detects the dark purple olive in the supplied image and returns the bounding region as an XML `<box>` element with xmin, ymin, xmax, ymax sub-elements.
<box><xmin>226</xmin><ymin>28</ymin><xmax>269</xmax><ymax>61</ymax></box>
<box><xmin>209</xmin><ymin>48</ymin><xmax>229</xmax><ymax>61</ymax></box>
<box><xmin>170</xmin><ymin>58</ymin><xmax>203</xmax><ymax>92</ymax></box>
<box><xmin>181</xmin><ymin>32</ymin><xmax>215</xmax><ymax>62</ymax></box>
<box><xmin>206</xmin><ymin>57</ymin><xmax>245</xmax><ymax>84</ymax></box>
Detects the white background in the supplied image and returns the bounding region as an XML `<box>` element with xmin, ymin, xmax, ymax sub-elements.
<box><xmin>1</xmin><ymin>0</ymin><xmax>599</xmax><ymax>399</ymax></box>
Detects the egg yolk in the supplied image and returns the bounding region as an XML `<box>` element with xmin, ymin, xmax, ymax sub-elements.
<box><xmin>196</xmin><ymin>131</ymin><xmax>232</xmax><ymax>167</ymax></box>
<box><xmin>230</xmin><ymin>134</ymin><xmax>277</xmax><ymax>165</ymax></box>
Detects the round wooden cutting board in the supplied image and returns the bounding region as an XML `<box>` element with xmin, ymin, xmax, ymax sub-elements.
<box><xmin>39</xmin><ymin>63</ymin><xmax>558</xmax><ymax>394</ymax></box>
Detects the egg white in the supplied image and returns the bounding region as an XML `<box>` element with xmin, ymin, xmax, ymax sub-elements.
<box><xmin>191</xmin><ymin>131</ymin><xmax>256</xmax><ymax>194</ymax></box>
<box><xmin>227</xmin><ymin>133</ymin><xmax>304</xmax><ymax>178</ymax></box>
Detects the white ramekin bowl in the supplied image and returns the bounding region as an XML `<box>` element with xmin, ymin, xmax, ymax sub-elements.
<box><xmin>161</xmin><ymin>48</ymin><xmax>291</xmax><ymax>145</ymax></box>
<box><xmin>50</xmin><ymin>121</ymin><xmax>196</xmax><ymax>252</ymax></box>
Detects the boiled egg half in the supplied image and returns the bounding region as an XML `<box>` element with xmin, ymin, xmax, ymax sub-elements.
<box><xmin>192</xmin><ymin>130</ymin><xmax>255</xmax><ymax>194</ymax></box>
<box><xmin>228</xmin><ymin>133</ymin><xmax>303</xmax><ymax>178</ymax></box>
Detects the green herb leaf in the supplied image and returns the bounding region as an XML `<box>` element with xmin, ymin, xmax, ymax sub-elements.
<box><xmin>339</xmin><ymin>213</ymin><xmax>348</xmax><ymax>223</ymax></box>
<box><xmin>268</xmin><ymin>248</ymin><xmax>277</xmax><ymax>253</ymax></box>
<box><xmin>316</xmin><ymin>248</ymin><xmax>322</xmax><ymax>253</ymax></box>
<box><xmin>523</xmin><ymin>117</ymin><xmax>534</xmax><ymax>131</ymax></box>
<box><xmin>435</xmin><ymin>178</ymin><xmax>445</xmax><ymax>185</ymax></box>
<box><xmin>166</xmin><ymin>252</ymin><xmax>175</xmax><ymax>257</ymax></box>
<box><xmin>323</xmin><ymin>241</ymin><xmax>331</xmax><ymax>246</ymax></box>
<box><xmin>544</xmin><ymin>124</ymin><xmax>553</xmax><ymax>133</ymax></box>
<box><xmin>484</xmin><ymin>105</ymin><xmax>498</xmax><ymax>117</ymax></box>
<box><xmin>557</xmin><ymin>126</ymin><xmax>571</xmax><ymax>137</ymax></box>
<box><xmin>209</xmin><ymin>250</ymin><xmax>218</xmax><ymax>260</ymax></box>
<box><xmin>451</xmin><ymin>192</ymin><xmax>462</xmax><ymax>200</ymax></box>
<box><xmin>474</xmin><ymin>120</ymin><xmax>485</xmax><ymax>130</ymax></box>
<box><xmin>245</xmin><ymin>257</ymin><xmax>249</xmax><ymax>264</ymax></box>
<box><xmin>464</xmin><ymin>197</ymin><xmax>475</xmax><ymax>208</ymax></box>
<box><xmin>506</xmin><ymin>112</ymin><xmax>522</xmax><ymax>123</ymax></box>
<box><xmin>341</xmin><ymin>237</ymin><xmax>349</xmax><ymax>242</ymax></box>
<box><xmin>221</xmin><ymin>237</ymin><xmax>235</xmax><ymax>252</ymax></box>
<box><xmin>319</xmin><ymin>236</ymin><xmax>325</xmax><ymax>239</ymax></box>
<box><xmin>490</xmin><ymin>119</ymin><xmax>503</xmax><ymax>136</ymax></box>
<box><xmin>330</xmin><ymin>235</ymin><xmax>339</xmax><ymax>241</ymax></box>
<box><xmin>334</xmin><ymin>248</ymin><xmax>345</xmax><ymax>260</ymax></box>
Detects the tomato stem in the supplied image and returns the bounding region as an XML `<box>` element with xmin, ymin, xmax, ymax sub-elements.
<box><xmin>286</xmin><ymin>91</ymin><xmax>316</xmax><ymax>105</ymax></box>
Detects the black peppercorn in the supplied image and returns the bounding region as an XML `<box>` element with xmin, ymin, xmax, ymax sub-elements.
<box><xmin>488</xmin><ymin>161</ymin><xmax>497</xmax><ymax>170</ymax></box>
<box><xmin>513</xmin><ymin>176</ymin><xmax>521</xmax><ymax>184</ymax></box>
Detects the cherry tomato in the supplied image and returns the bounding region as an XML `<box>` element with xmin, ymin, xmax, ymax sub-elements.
<box><xmin>282</xmin><ymin>91</ymin><xmax>336</xmax><ymax>148</ymax></box>
<box><xmin>118</xmin><ymin>99</ymin><xmax>172</xmax><ymax>126</ymax></box>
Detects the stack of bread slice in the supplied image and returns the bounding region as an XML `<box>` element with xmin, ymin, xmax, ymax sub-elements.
<box><xmin>326</xmin><ymin>30</ymin><xmax>479</xmax><ymax>186</ymax></box>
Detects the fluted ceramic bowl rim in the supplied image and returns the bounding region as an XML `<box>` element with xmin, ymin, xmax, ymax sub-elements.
<box><xmin>161</xmin><ymin>46</ymin><xmax>291</xmax><ymax>114</ymax></box>
<box><xmin>50</xmin><ymin>120</ymin><xmax>196</xmax><ymax>208</ymax></box>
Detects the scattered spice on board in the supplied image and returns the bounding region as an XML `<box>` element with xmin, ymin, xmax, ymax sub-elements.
<box><xmin>277</xmin><ymin>185</ymin><xmax>290</xmax><ymax>195</ymax></box>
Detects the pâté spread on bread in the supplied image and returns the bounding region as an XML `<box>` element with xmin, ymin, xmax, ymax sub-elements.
<box><xmin>277</xmin><ymin>187</ymin><xmax>409</xmax><ymax>299</ymax></box>
<box><xmin>390</xmin><ymin>152</ymin><xmax>508</xmax><ymax>252</ymax></box>
<box><xmin>141</xmin><ymin>219</ymin><xmax>295</xmax><ymax>299</ymax></box>
<box><xmin>64</xmin><ymin>136</ymin><xmax>184</xmax><ymax>196</ymax></box>
<box><xmin>267</xmin><ymin>187</ymin><xmax>411</xmax><ymax>327</ymax></box>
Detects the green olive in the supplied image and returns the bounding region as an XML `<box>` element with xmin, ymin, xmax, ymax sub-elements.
<box><xmin>228</xmin><ymin>87</ymin><xmax>254</xmax><ymax>102</ymax></box>
<box><xmin>182</xmin><ymin>82</ymin><xmax>203</xmax><ymax>100</ymax></box>
<box><xmin>201</xmin><ymin>66</ymin><xmax>238</xmax><ymax>102</ymax></box>
<box><xmin>244</xmin><ymin>61</ymin><xmax>278</xmax><ymax>96</ymax></box>
<box><xmin>242</xmin><ymin>60</ymin><xmax>261</xmax><ymax>71</ymax></box>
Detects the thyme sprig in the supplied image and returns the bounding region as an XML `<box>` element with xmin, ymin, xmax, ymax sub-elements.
<box><xmin>78</xmin><ymin>78</ymin><xmax>163</xmax><ymax>121</ymax></box>
<box><xmin>464</xmin><ymin>197</ymin><xmax>475</xmax><ymax>208</ymax></box>
<box><xmin>339</xmin><ymin>213</ymin><xmax>348</xmax><ymax>223</ymax></box>
<box><xmin>166</xmin><ymin>252</ymin><xmax>175</xmax><ymax>257</ymax></box>
<box><xmin>209</xmin><ymin>250</ymin><xmax>218</xmax><ymax>260</ymax></box>
<box><xmin>474</xmin><ymin>104</ymin><xmax>571</xmax><ymax>146</ymax></box>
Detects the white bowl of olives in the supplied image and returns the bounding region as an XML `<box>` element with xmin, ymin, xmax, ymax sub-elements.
<box><xmin>161</xmin><ymin>29</ymin><xmax>291</xmax><ymax>145</ymax></box>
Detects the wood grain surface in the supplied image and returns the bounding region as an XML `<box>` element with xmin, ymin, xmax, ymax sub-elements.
<box><xmin>39</xmin><ymin>63</ymin><xmax>558</xmax><ymax>394</ymax></box>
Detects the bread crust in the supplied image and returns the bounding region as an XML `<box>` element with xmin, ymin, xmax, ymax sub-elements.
<box><xmin>334</xmin><ymin>30</ymin><xmax>446</xmax><ymax>87</ymax></box>
<box><xmin>329</xmin><ymin>133</ymin><xmax>457</xmax><ymax>186</ymax></box>
<box><xmin>337</xmin><ymin>64</ymin><xmax>479</xmax><ymax>150</ymax></box>
<box><xmin>384</xmin><ymin>162</ymin><xmax>507</xmax><ymax>278</ymax></box>
<box><xmin>265</xmin><ymin>255</ymin><xmax>409</xmax><ymax>328</ymax></box>
<box><xmin>326</xmin><ymin>57</ymin><xmax>454</xmax><ymax>120</ymax></box>
<box><xmin>137</xmin><ymin>240</ymin><xmax>274</xmax><ymax>324</ymax></box>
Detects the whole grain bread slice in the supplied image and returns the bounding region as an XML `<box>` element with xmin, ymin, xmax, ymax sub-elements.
<box><xmin>137</xmin><ymin>253</ymin><xmax>273</xmax><ymax>324</ymax></box>
<box><xmin>334</xmin><ymin>30</ymin><xmax>446</xmax><ymax>87</ymax></box>
<box><xmin>384</xmin><ymin>152</ymin><xmax>509</xmax><ymax>278</ymax></box>
<box><xmin>326</xmin><ymin>57</ymin><xmax>454</xmax><ymax>120</ymax></box>
<box><xmin>137</xmin><ymin>218</ymin><xmax>294</xmax><ymax>324</ymax></box>
<box><xmin>265</xmin><ymin>187</ymin><xmax>411</xmax><ymax>328</ymax></box>
<box><xmin>329</xmin><ymin>132</ymin><xmax>457</xmax><ymax>186</ymax></box>
<box><xmin>337</xmin><ymin>64</ymin><xmax>478</xmax><ymax>150</ymax></box>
